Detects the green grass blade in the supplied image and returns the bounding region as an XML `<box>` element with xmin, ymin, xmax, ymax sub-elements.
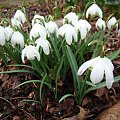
<box><xmin>0</xmin><ymin>70</ymin><xmax>39</xmax><ymax>78</ymax></box>
<box><xmin>15</xmin><ymin>79</ymin><xmax>52</xmax><ymax>89</ymax></box>
<box><xmin>59</xmin><ymin>94</ymin><xmax>73</xmax><ymax>103</ymax></box>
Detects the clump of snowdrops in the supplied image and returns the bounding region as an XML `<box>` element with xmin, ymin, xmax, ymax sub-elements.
<box><xmin>0</xmin><ymin>3</ymin><xmax>120</xmax><ymax>105</ymax></box>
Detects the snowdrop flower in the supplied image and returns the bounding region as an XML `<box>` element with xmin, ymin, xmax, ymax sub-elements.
<box><xmin>86</xmin><ymin>4</ymin><xmax>103</xmax><ymax>18</ymax></box>
<box><xmin>118</xmin><ymin>29</ymin><xmax>120</xmax><ymax>37</ymax></box>
<box><xmin>11</xmin><ymin>18</ymin><xmax>22</xmax><ymax>28</ymax></box>
<box><xmin>107</xmin><ymin>17</ymin><xmax>118</xmax><ymax>30</ymax></box>
<box><xmin>14</xmin><ymin>10</ymin><xmax>27</xmax><ymax>24</ymax></box>
<box><xmin>77</xmin><ymin>56</ymin><xmax>114</xmax><ymax>89</ymax></box>
<box><xmin>0</xmin><ymin>26</ymin><xmax>6</xmax><ymax>46</ymax></box>
<box><xmin>74</xmin><ymin>19</ymin><xmax>91</xmax><ymax>39</ymax></box>
<box><xmin>30</xmin><ymin>23</ymin><xmax>47</xmax><ymax>40</ymax></box>
<box><xmin>96</xmin><ymin>18</ymin><xmax>106</xmax><ymax>30</ymax></box>
<box><xmin>45</xmin><ymin>21</ymin><xmax>58</xmax><ymax>35</ymax></box>
<box><xmin>63</xmin><ymin>12</ymin><xmax>78</xmax><ymax>25</ymax></box>
<box><xmin>58</xmin><ymin>24</ymin><xmax>77</xmax><ymax>45</ymax></box>
<box><xmin>22</xmin><ymin>45</ymin><xmax>40</xmax><ymax>63</ymax></box>
<box><xmin>4</xmin><ymin>26</ymin><xmax>13</xmax><ymax>41</ymax></box>
<box><xmin>35</xmin><ymin>37</ymin><xmax>51</xmax><ymax>55</ymax></box>
<box><xmin>32</xmin><ymin>14</ymin><xmax>45</xmax><ymax>26</ymax></box>
<box><xmin>11</xmin><ymin>31</ymin><xmax>24</xmax><ymax>48</ymax></box>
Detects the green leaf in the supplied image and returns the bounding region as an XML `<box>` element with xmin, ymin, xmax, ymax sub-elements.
<box><xmin>0</xmin><ymin>70</ymin><xmax>39</xmax><ymax>78</ymax></box>
<box><xmin>88</xmin><ymin>39</ymin><xmax>101</xmax><ymax>46</ymax></box>
<box><xmin>15</xmin><ymin>79</ymin><xmax>52</xmax><ymax>89</ymax></box>
<box><xmin>84</xmin><ymin>75</ymin><xmax>120</xmax><ymax>95</ymax></box>
<box><xmin>108</xmin><ymin>48</ymin><xmax>120</xmax><ymax>60</ymax></box>
<box><xmin>40</xmin><ymin>74</ymin><xmax>47</xmax><ymax>104</ymax></box>
<box><xmin>22</xmin><ymin>99</ymin><xmax>40</xmax><ymax>103</ymax></box>
<box><xmin>7</xmin><ymin>64</ymin><xmax>36</xmax><ymax>70</ymax></box>
<box><xmin>59</xmin><ymin>94</ymin><xmax>73</xmax><ymax>103</ymax></box>
<box><xmin>66</xmin><ymin>45</ymin><xmax>80</xmax><ymax>87</ymax></box>
<box><xmin>54</xmin><ymin>55</ymin><xmax>64</xmax><ymax>99</ymax></box>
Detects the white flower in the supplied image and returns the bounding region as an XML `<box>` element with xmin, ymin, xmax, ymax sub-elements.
<box><xmin>77</xmin><ymin>56</ymin><xmax>114</xmax><ymax>89</ymax></box>
<box><xmin>63</xmin><ymin>12</ymin><xmax>78</xmax><ymax>25</ymax></box>
<box><xmin>30</xmin><ymin>23</ymin><xmax>47</xmax><ymax>40</ymax></box>
<box><xmin>35</xmin><ymin>37</ymin><xmax>51</xmax><ymax>55</ymax></box>
<box><xmin>4</xmin><ymin>26</ymin><xmax>13</xmax><ymax>41</ymax></box>
<box><xmin>14</xmin><ymin>10</ymin><xmax>27</xmax><ymax>23</ymax></box>
<box><xmin>0</xmin><ymin>26</ymin><xmax>6</xmax><ymax>46</ymax></box>
<box><xmin>11</xmin><ymin>31</ymin><xmax>24</xmax><ymax>48</ymax></box>
<box><xmin>86</xmin><ymin>4</ymin><xmax>103</xmax><ymax>18</ymax></box>
<box><xmin>107</xmin><ymin>17</ymin><xmax>118</xmax><ymax>30</ymax></box>
<box><xmin>32</xmin><ymin>14</ymin><xmax>45</xmax><ymax>26</ymax></box>
<box><xmin>11</xmin><ymin>18</ymin><xmax>22</xmax><ymax>28</ymax></box>
<box><xmin>45</xmin><ymin>21</ymin><xmax>58</xmax><ymax>35</ymax></box>
<box><xmin>22</xmin><ymin>45</ymin><xmax>40</xmax><ymax>63</ymax></box>
<box><xmin>96</xmin><ymin>18</ymin><xmax>106</xmax><ymax>30</ymax></box>
<box><xmin>74</xmin><ymin>19</ymin><xmax>91</xmax><ymax>39</ymax></box>
<box><xmin>58</xmin><ymin>24</ymin><xmax>77</xmax><ymax>45</ymax></box>
<box><xmin>118</xmin><ymin>29</ymin><xmax>120</xmax><ymax>37</ymax></box>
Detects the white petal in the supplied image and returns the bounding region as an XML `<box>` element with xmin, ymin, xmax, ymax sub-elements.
<box><xmin>90</xmin><ymin>58</ymin><xmax>104</xmax><ymax>84</ymax></box>
<box><xmin>105</xmin><ymin>65</ymin><xmax>114</xmax><ymax>89</ymax></box>
<box><xmin>77</xmin><ymin>58</ymin><xmax>97</xmax><ymax>75</ymax></box>
<box><xmin>65</xmin><ymin>30</ymin><xmax>72</xmax><ymax>45</ymax></box>
<box><xmin>21</xmin><ymin>49</ymin><xmax>25</xmax><ymax>63</ymax></box>
<box><xmin>80</xmin><ymin>26</ymin><xmax>87</xmax><ymax>39</ymax></box>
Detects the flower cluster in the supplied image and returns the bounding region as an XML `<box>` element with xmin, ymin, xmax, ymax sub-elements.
<box><xmin>0</xmin><ymin>3</ymin><xmax>119</xmax><ymax>103</ymax></box>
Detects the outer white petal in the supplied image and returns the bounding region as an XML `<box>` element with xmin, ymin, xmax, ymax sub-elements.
<box><xmin>4</xmin><ymin>26</ymin><xmax>13</xmax><ymax>41</ymax></box>
<box><xmin>96</xmin><ymin>18</ymin><xmax>106</xmax><ymax>30</ymax></box>
<box><xmin>86</xmin><ymin>4</ymin><xmax>103</xmax><ymax>18</ymax></box>
<box><xmin>11</xmin><ymin>31</ymin><xmax>24</xmax><ymax>48</ymax></box>
<box><xmin>30</xmin><ymin>23</ymin><xmax>47</xmax><ymax>39</ymax></box>
<box><xmin>21</xmin><ymin>49</ymin><xmax>25</xmax><ymax>63</ymax></box>
<box><xmin>80</xmin><ymin>26</ymin><xmax>87</xmax><ymax>39</ymax></box>
<box><xmin>36</xmin><ymin>37</ymin><xmax>50</xmax><ymax>55</ymax></box>
<box><xmin>0</xmin><ymin>31</ymin><xmax>6</xmax><ymax>46</ymax></box>
<box><xmin>32</xmin><ymin>14</ymin><xmax>45</xmax><ymax>26</ymax></box>
<box><xmin>90</xmin><ymin>58</ymin><xmax>104</xmax><ymax>84</ymax></box>
<box><xmin>45</xmin><ymin>21</ymin><xmax>58</xmax><ymax>34</ymax></box>
<box><xmin>65</xmin><ymin>30</ymin><xmax>72</xmax><ymax>45</ymax></box>
<box><xmin>32</xmin><ymin>48</ymin><xmax>40</xmax><ymax>61</ymax></box>
<box><xmin>107</xmin><ymin>17</ymin><xmax>118</xmax><ymax>30</ymax></box>
<box><xmin>0</xmin><ymin>26</ymin><xmax>6</xmax><ymax>46</ymax></box>
<box><xmin>77</xmin><ymin>57</ymin><xmax>99</xmax><ymax>75</ymax></box>
<box><xmin>63</xmin><ymin>12</ymin><xmax>78</xmax><ymax>25</ymax></box>
<box><xmin>14</xmin><ymin>10</ymin><xmax>26</xmax><ymax>23</ymax></box>
<box><xmin>105</xmin><ymin>64</ymin><xmax>114</xmax><ymax>89</ymax></box>
<box><xmin>118</xmin><ymin>29</ymin><xmax>120</xmax><ymax>37</ymax></box>
<box><xmin>11</xmin><ymin>18</ymin><xmax>22</xmax><ymax>27</ymax></box>
<box><xmin>104</xmin><ymin>57</ymin><xmax>114</xmax><ymax>70</ymax></box>
<box><xmin>22</xmin><ymin>45</ymin><xmax>40</xmax><ymax>62</ymax></box>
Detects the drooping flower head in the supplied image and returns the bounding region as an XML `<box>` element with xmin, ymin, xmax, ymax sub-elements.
<box><xmin>35</xmin><ymin>37</ymin><xmax>51</xmax><ymax>55</ymax></box>
<box><xmin>14</xmin><ymin>10</ymin><xmax>27</xmax><ymax>24</ymax></box>
<box><xmin>4</xmin><ymin>26</ymin><xmax>13</xmax><ymax>41</ymax></box>
<box><xmin>96</xmin><ymin>18</ymin><xmax>106</xmax><ymax>31</ymax></box>
<box><xmin>45</xmin><ymin>21</ymin><xmax>58</xmax><ymax>35</ymax></box>
<box><xmin>22</xmin><ymin>45</ymin><xmax>40</xmax><ymax>63</ymax></box>
<box><xmin>63</xmin><ymin>12</ymin><xmax>78</xmax><ymax>26</ymax></box>
<box><xmin>86</xmin><ymin>4</ymin><xmax>103</xmax><ymax>18</ymax></box>
<box><xmin>11</xmin><ymin>31</ymin><xmax>24</xmax><ymax>48</ymax></box>
<box><xmin>77</xmin><ymin>56</ymin><xmax>114</xmax><ymax>89</ymax></box>
<box><xmin>32</xmin><ymin>14</ymin><xmax>45</xmax><ymax>26</ymax></box>
<box><xmin>74</xmin><ymin>19</ymin><xmax>91</xmax><ymax>39</ymax></box>
<box><xmin>0</xmin><ymin>26</ymin><xmax>6</xmax><ymax>46</ymax></box>
<box><xmin>58</xmin><ymin>24</ymin><xmax>77</xmax><ymax>45</ymax></box>
<box><xmin>30</xmin><ymin>23</ymin><xmax>47</xmax><ymax>40</ymax></box>
<box><xmin>107</xmin><ymin>17</ymin><xmax>118</xmax><ymax>30</ymax></box>
<box><xmin>11</xmin><ymin>18</ymin><xmax>22</xmax><ymax>28</ymax></box>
